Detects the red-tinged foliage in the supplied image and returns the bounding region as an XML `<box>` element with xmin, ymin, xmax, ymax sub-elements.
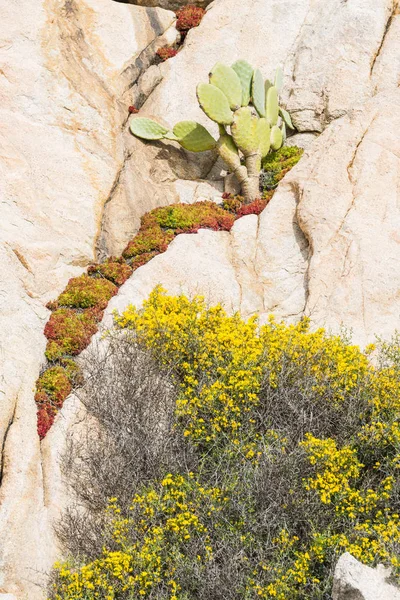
<box><xmin>128</xmin><ymin>106</ymin><xmax>139</xmax><ymax>114</ymax></box>
<box><xmin>123</xmin><ymin>227</ymin><xmax>175</xmax><ymax>259</ymax></box>
<box><xmin>46</xmin><ymin>299</ymin><xmax>59</xmax><ymax>311</ymax></box>
<box><xmin>57</xmin><ymin>274</ymin><xmax>117</xmax><ymax>310</ymax></box>
<box><xmin>156</xmin><ymin>46</ymin><xmax>178</xmax><ymax>61</ymax></box>
<box><xmin>222</xmin><ymin>195</ymin><xmax>244</xmax><ymax>214</ymax></box>
<box><xmin>88</xmin><ymin>258</ymin><xmax>133</xmax><ymax>287</ymax></box>
<box><xmin>44</xmin><ymin>307</ymin><xmax>102</xmax><ymax>361</ymax></box>
<box><xmin>176</xmin><ymin>5</ymin><xmax>206</xmax><ymax>32</ymax></box>
<box><xmin>130</xmin><ymin>251</ymin><xmax>159</xmax><ymax>271</ymax></box>
<box><xmin>236</xmin><ymin>197</ymin><xmax>269</xmax><ymax>217</ymax></box>
<box><xmin>35</xmin><ymin>361</ymin><xmax>83</xmax><ymax>438</ymax></box>
<box><xmin>35</xmin><ymin>366</ymin><xmax>72</xmax><ymax>408</ymax></box>
<box><xmin>37</xmin><ymin>403</ymin><xmax>56</xmax><ymax>440</ymax></box>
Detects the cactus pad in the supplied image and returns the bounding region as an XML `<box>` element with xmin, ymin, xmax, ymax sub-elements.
<box><xmin>279</xmin><ymin>107</ymin><xmax>294</xmax><ymax>130</ymax></box>
<box><xmin>266</xmin><ymin>86</ymin><xmax>279</xmax><ymax>127</ymax></box>
<box><xmin>164</xmin><ymin>131</ymin><xmax>179</xmax><ymax>141</ymax></box>
<box><xmin>173</xmin><ymin>121</ymin><xmax>216</xmax><ymax>152</ymax></box>
<box><xmin>217</xmin><ymin>134</ymin><xmax>241</xmax><ymax>171</ymax></box>
<box><xmin>231</xmin><ymin>59</ymin><xmax>253</xmax><ymax>106</ymax></box>
<box><xmin>231</xmin><ymin>107</ymin><xmax>260</xmax><ymax>156</ymax></box>
<box><xmin>270</xmin><ymin>125</ymin><xmax>283</xmax><ymax>151</ymax></box>
<box><xmin>257</xmin><ymin>118</ymin><xmax>271</xmax><ymax>158</ymax></box>
<box><xmin>129</xmin><ymin>118</ymin><xmax>169</xmax><ymax>140</ymax></box>
<box><xmin>252</xmin><ymin>69</ymin><xmax>265</xmax><ymax>117</ymax></box>
<box><xmin>209</xmin><ymin>63</ymin><xmax>242</xmax><ymax>110</ymax></box>
<box><xmin>197</xmin><ymin>83</ymin><xmax>234</xmax><ymax>125</ymax></box>
<box><xmin>281</xmin><ymin>122</ymin><xmax>287</xmax><ymax>143</ymax></box>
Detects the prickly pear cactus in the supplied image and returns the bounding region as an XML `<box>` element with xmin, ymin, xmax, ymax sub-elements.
<box><xmin>196</xmin><ymin>83</ymin><xmax>234</xmax><ymax>125</ymax></box>
<box><xmin>209</xmin><ymin>63</ymin><xmax>242</xmax><ymax>110</ymax></box>
<box><xmin>173</xmin><ymin>121</ymin><xmax>216</xmax><ymax>152</ymax></box>
<box><xmin>129</xmin><ymin>61</ymin><xmax>295</xmax><ymax>203</ymax></box>
<box><xmin>129</xmin><ymin>118</ymin><xmax>169</xmax><ymax>140</ymax></box>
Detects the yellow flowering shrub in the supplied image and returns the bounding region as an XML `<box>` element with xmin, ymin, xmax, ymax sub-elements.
<box><xmin>52</xmin><ymin>474</ymin><xmax>225</xmax><ymax>600</ymax></box>
<box><xmin>115</xmin><ymin>287</ymin><xmax>263</xmax><ymax>446</ymax></box>
<box><xmin>51</xmin><ymin>289</ymin><xmax>400</xmax><ymax>600</ymax></box>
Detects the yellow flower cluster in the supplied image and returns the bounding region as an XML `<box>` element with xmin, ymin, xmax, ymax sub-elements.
<box><xmin>52</xmin><ymin>474</ymin><xmax>224</xmax><ymax>599</ymax></box>
<box><xmin>260</xmin><ymin>316</ymin><xmax>369</xmax><ymax>401</ymax></box>
<box><xmin>116</xmin><ymin>287</ymin><xmax>263</xmax><ymax>446</ymax></box>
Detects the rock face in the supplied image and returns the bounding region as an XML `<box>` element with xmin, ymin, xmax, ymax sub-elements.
<box><xmin>118</xmin><ymin>0</ymin><xmax>211</xmax><ymax>10</ymax></box>
<box><xmin>1</xmin><ymin>0</ymin><xmax>400</xmax><ymax>598</ymax></box>
<box><xmin>106</xmin><ymin>88</ymin><xmax>400</xmax><ymax>348</ymax></box>
<box><xmin>0</xmin><ymin>0</ymin><xmax>176</xmax><ymax>597</ymax></box>
<box><xmin>332</xmin><ymin>553</ymin><xmax>400</xmax><ymax>600</ymax></box>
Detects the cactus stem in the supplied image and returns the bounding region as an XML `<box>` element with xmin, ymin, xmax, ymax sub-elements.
<box><xmin>243</xmin><ymin>153</ymin><xmax>261</xmax><ymax>203</ymax></box>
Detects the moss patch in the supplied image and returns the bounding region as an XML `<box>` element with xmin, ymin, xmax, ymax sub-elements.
<box><xmin>123</xmin><ymin>202</ymin><xmax>235</xmax><ymax>260</ymax></box>
<box><xmin>57</xmin><ymin>274</ymin><xmax>117</xmax><ymax>310</ymax></box>
<box><xmin>261</xmin><ymin>146</ymin><xmax>303</xmax><ymax>190</ymax></box>
<box><xmin>88</xmin><ymin>258</ymin><xmax>133</xmax><ymax>286</ymax></box>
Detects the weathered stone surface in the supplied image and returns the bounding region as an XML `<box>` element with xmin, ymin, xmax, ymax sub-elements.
<box><xmin>281</xmin><ymin>0</ymin><xmax>396</xmax><ymax>132</ymax></box>
<box><xmin>105</xmin><ymin>89</ymin><xmax>400</xmax><ymax>349</ymax></box>
<box><xmin>105</xmin><ymin>0</ymin><xmax>400</xmax><ymax>248</ymax></box>
<box><xmin>332</xmin><ymin>553</ymin><xmax>400</xmax><ymax>600</ymax></box>
<box><xmin>0</xmin><ymin>0</ymin><xmax>175</xmax><ymax>597</ymax></box>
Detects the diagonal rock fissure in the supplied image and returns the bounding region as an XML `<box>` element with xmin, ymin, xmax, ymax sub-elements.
<box><xmin>370</xmin><ymin>0</ymin><xmax>398</xmax><ymax>76</ymax></box>
<box><xmin>95</xmin><ymin>149</ymin><xmax>133</xmax><ymax>262</ymax></box>
<box><xmin>0</xmin><ymin>401</ymin><xmax>17</xmax><ymax>487</ymax></box>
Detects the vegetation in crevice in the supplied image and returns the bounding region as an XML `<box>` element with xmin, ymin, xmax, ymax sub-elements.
<box><xmin>49</xmin><ymin>288</ymin><xmax>400</xmax><ymax>600</ymax></box>
<box><xmin>261</xmin><ymin>146</ymin><xmax>304</xmax><ymax>191</ymax></box>
<box><xmin>130</xmin><ymin>60</ymin><xmax>296</xmax><ymax>202</ymax></box>
<box><xmin>156</xmin><ymin>5</ymin><xmax>206</xmax><ymax>63</ymax></box>
<box><xmin>35</xmin><ymin>148</ymin><xmax>302</xmax><ymax>440</ymax></box>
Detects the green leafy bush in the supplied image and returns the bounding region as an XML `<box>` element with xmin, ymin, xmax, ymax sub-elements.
<box><xmin>50</xmin><ymin>288</ymin><xmax>400</xmax><ymax>600</ymax></box>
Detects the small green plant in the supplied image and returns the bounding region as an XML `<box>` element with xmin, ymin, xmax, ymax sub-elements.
<box><xmin>130</xmin><ymin>61</ymin><xmax>294</xmax><ymax>203</ymax></box>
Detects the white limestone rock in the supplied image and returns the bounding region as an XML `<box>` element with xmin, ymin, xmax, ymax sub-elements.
<box><xmin>0</xmin><ymin>0</ymin><xmax>175</xmax><ymax>597</ymax></box>
<box><xmin>332</xmin><ymin>553</ymin><xmax>400</xmax><ymax>600</ymax></box>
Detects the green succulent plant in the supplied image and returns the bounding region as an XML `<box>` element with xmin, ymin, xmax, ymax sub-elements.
<box><xmin>129</xmin><ymin>61</ymin><xmax>294</xmax><ymax>203</ymax></box>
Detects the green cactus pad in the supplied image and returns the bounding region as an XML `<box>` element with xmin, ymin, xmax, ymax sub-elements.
<box><xmin>252</xmin><ymin>69</ymin><xmax>265</xmax><ymax>117</ymax></box>
<box><xmin>281</xmin><ymin>122</ymin><xmax>287</xmax><ymax>143</ymax></box>
<box><xmin>266</xmin><ymin>86</ymin><xmax>279</xmax><ymax>127</ymax></box>
<box><xmin>129</xmin><ymin>117</ymin><xmax>169</xmax><ymax>140</ymax></box>
<box><xmin>257</xmin><ymin>118</ymin><xmax>271</xmax><ymax>158</ymax></box>
<box><xmin>164</xmin><ymin>131</ymin><xmax>179</xmax><ymax>141</ymax></box>
<box><xmin>216</xmin><ymin>134</ymin><xmax>241</xmax><ymax>171</ymax></box>
<box><xmin>173</xmin><ymin>121</ymin><xmax>216</xmax><ymax>152</ymax></box>
<box><xmin>270</xmin><ymin>125</ymin><xmax>283</xmax><ymax>151</ymax></box>
<box><xmin>231</xmin><ymin>59</ymin><xmax>253</xmax><ymax>106</ymax></box>
<box><xmin>231</xmin><ymin>107</ymin><xmax>260</xmax><ymax>156</ymax></box>
<box><xmin>197</xmin><ymin>83</ymin><xmax>234</xmax><ymax>125</ymax></box>
<box><xmin>265</xmin><ymin>79</ymin><xmax>273</xmax><ymax>110</ymax></box>
<box><xmin>274</xmin><ymin>66</ymin><xmax>284</xmax><ymax>92</ymax></box>
<box><xmin>279</xmin><ymin>107</ymin><xmax>294</xmax><ymax>130</ymax></box>
<box><xmin>209</xmin><ymin>63</ymin><xmax>242</xmax><ymax>110</ymax></box>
